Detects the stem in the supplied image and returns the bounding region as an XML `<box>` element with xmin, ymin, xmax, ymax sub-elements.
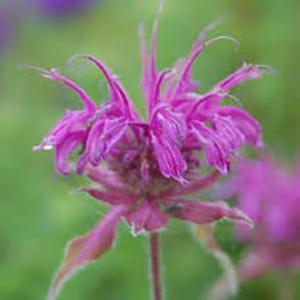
<box><xmin>149</xmin><ymin>232</ymin><xmax>163</xmax><ymax>300</ymax></box>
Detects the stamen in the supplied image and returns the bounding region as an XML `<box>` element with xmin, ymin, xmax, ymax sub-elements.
<box><xmin>204</xmin><ymin>35</ymin><xmax>240</xmax><ymax>51</ymax></box>
<box><xmin>256</xmin><ymin>64</ymin><xmax>277</xmax><ymax>76</ymax></box>
<box><xmin>226</xmin><ymin>93</ymin><xmax>242</xmax><ymax>107</ymax></box>
<box><xmin>18</xmin><ymin>64</ymin><xmax>51</xmax><ymax>77</ymax></box>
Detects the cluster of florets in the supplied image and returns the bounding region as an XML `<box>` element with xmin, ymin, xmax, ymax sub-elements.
<box><xmin>225</xmin><ymin>158</ymin><xmax>300</xmax><ymax>278</ymax></box>
<box><xmin>34</xmin><ymin>42</ymin><xmax>263</xmax><ymax>189</ymax></box>
<box><xmin>33</xmin><ymin>7</ymin><xmax>267</xmax><ymax>300</ymax></box>
<box><xmin>33</xmin><ymin>16</ymin><xmax>265</xmax><ymax>234</ymax></box>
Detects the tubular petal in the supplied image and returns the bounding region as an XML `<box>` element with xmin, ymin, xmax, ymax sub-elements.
<box><xmin>152</xmin><ymin>135</ymin><xmax>188</xmax><ymax>183</ymax></box>
<box><xmin>55</xmin><ymin>131</ymin><xmax>86</xmax><ymax>175</ymax></box>
<box><xmin>215</xmin><ymin>63</ymin><xmax>263</xmax><ymax>92</ymax></box>
<box><xmin>68</xmin><ymin>54</ymin><xmax>134</xmax><ymax>117</ymax></box>
<box><xmin>218</xmin><ymin>106</ymin><xmax>262</xmax><ymax>147</ymax></box>
<box><xmin>44</xmin><ymin>68</ymin><xmax>96</xmax><ymax>112</ymax></box>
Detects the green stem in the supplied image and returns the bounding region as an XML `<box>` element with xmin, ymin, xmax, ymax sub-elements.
<box><xmin>149</xmin><ymin>232</ymin><xmax>163</xmax><ymax>300</ymax></box>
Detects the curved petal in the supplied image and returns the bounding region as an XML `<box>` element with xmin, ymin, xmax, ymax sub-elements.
<box><xmin>33</xmin><ymin>109</ymin><xmax>90</xmax><ymax>151</ymax></box>
<box><xmin>191</xmin><ymin>109</ymin><xmax>261</xmax><ymax>174</ymax></box>
<box><xmin>47</xmin><ymin>206</ymin><xmax>127</xmax><ymax>300</ymax></box>
<box><xmin>191</xmin><ymin>120</ymin><xmax>230</xmax><ymax>173</ymax></box>
<box><xmin>159</xmin><ymin>170</ymin><xmax>220</xmax><ymax>197</ymax></box>
<box><xmin>215</xmin><ymin>63</ymin><xmax>262</xmax><ymax>92</ymax></box>
<box><xmin>149</xmin><ymin>69</ymin><xmax>172</xmax><ymax>112</ymax></box>
<box><xmin>75</xmin><ymin>55</ymin><xmax>137</xmax><ymax>119</ymax></box>
<box><xmin>151</xmin><ymin>107</ymin><xmax>188</xmax><ymax>183</ymax></box>
<box><xmin>218</xmin><ymin>106</ymin><xmax>263</xmax><ymax>147</ymax></box>
<box><xmin>185</xmin><ymin>63</ymin><xmax>264</xmax><ymax>119</ymax></box>
<box><xmin>86</xmin><ymin>167</ymin><xmax>131</xmax><ymax>193</ymax></box>
<box><xmin>170</xmin><ymin>33</ymin><xmax>206</xmax><ymax>98</ymax></box>
<box><xmin>152</xmin><ymin>135</ymin><xmax>187</xmax><ymax>183</ymax></box>
<box><xmin>55</xmin><ymin>131</ymin><xmax>86</xmax><ymax>175</ymax></box>
<box><xmin>84</xmin><ymin>118</ymin><xmax>127</xmax><ymax>165</ymax></box>
<box><xmin>164</xmin><ymin>198</ymin><xmax>253</xmax><ymax>226</ymax></box>
<box><xmin>44</xmin><ymin>68</ymin><xmax>96</xmax><ymax>112</ymax></box>
<box><xmin>83</xmin><ymin>118</ymin><xmax>105</xmax><ymax>165</ymax></box>
<box><xmin>139</xmin><ymin>0</ymin><xmax>169</xmax><ymax>114</ymax></box>
<box><xmin>80</xmin><ymin>188</ymin><xmax>137</xmax><ymax>205</ymax></box>
<box><xmin>169</xmin><ymin>26</ymin><xmax>237</xmax><ymax>99</ymax></box>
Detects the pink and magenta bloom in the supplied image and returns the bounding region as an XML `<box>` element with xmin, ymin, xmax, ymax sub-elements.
<box><xmin>33</xmin><ymin>9</ymin><xmax>265</xmax><ymax>300</ymax></box>
<box><xmin>229</xmin><ymin>158</ymin><xmax>300</xmax><ymax>279</ymax></box>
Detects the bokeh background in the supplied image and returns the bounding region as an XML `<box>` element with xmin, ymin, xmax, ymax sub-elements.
<box><xmin>1</xmin><ymin>0</ymin><xmax>299</xmax><ymax>299</ymax></box>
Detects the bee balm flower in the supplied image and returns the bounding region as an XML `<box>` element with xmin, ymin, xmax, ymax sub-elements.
<box><xmin>33</xmin><ymin>3</ymin><xmax>265</xmax><ymax>299</ymax></box>
<box><xmin>231</xmin><ymin>158</ymin><xmax>300</xmax><ymax>280</ymax></box>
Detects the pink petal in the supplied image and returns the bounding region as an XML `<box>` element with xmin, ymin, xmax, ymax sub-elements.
<box><xmin>126</xmin><ymin>200</ymin><xmax>168</xmax><ymax>235</ymax></box>
<box><xmin>84</xmin><ymin>118</ymin><xmax>127</xmax><ymax>165</ymax></box>
<box><xmin>44</xmin><ymin>68</ymin><xmax>96</xmax><ymax>112</ymax></box>
<box><xmin>185</xmin><ymin>63</ymin><xmax>264</xmax><ymax>118</ymax></box>
<box><xmin>69</xmin><ymin>55</ymin><xmax>137</xmax><ymax>119</ymax></box>
<box><xmin>215</xmin><ymin>63</ymin><xmax>263</xmax><ymax>92</ymax></box>
<box><xmin>99</xmin><ymin>120</ymin><xmax>127</xmax><ymax>158</ymax></box>
<box><xmin>159</xmin><ymin>170</ymin><xmax>220</xmax><ymax>197</ymax></box>
<box><xmin>86</xmin><ymin>167</ymin><xmax>131</xmax><ymax>193</ymax></box>
<box><xmin>170</xmin><ymin>27</ymin><xmax>236</xmax><ymax>99</ymax></box>
<box><xmin>218</xmin><ymin>106</ymin><xmax>262</xmax><ymax>147</ymax></box>
<box><xmin>81</xmin><ymin>188</ymin><xmax>136</xmax><ymax>205</ymax></box>
<box><xmin>165</xmin><ymin>198</ymin><xmax>253</xmax><ymax>226</ymax></box>
<box><xmin>171</xmin><ymin>32</ymin><xmax>206</xmax><ymax>97</ymax></box>
<box><xmin>139</xmin><ymin>22</ymin><xmax>149</xmax><ymax>97</ymax></box>
<box><xmin>151</xmin><ymin>107</ymin><xmax>188</xmax><ymax>183</ymax></box>
<box><xmin>47</xmin><ymin>206</ymin><xmax>127</xmax><ymax>300</ymax></box>
<box><xmin>33</xmin><ymin>109</ymin><xmax>89</xmax><ymax>151</ymax></box>
<box><xmin>55</xmin><ymin>131</ymin><xmax>85</xmax><ymax>175</ymax></box>
<box><xmin>190</xmin><ymin>109</ymin><xmax>261</xmax><ymax>174</ymax></box>
<box><xmin>191</xmin><ymin>120</ymin><xmax>230</xmax><ymax>173</ymax></box>
<box><xmin>151</xmin><ymin>135</ymin><xmax>187</xmax><ymax>183</ymax></box>
<box><xmin>83</xmin><ymin>118</ymin><xmax>105</xmax><ymax>165</ymax></box>
<box><xmin>140</xmin><ymin>0</ymin><xmax>167</xmax><ymax>114</ymax></box>
<box><xmin>149</xmin><ymin>69</ymin><xmax>171</xmax><ymax>112</ymax></box>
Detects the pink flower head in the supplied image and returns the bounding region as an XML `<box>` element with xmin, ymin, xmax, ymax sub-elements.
<box><xmin>229</xmin><ymin>158</ymin><xmax>300</xmax><ymax>279</ymax></box>
<box><xmin>33</xmin><ymin>3</ymin><xmax>266</xmax><ymax>299</ymax></box>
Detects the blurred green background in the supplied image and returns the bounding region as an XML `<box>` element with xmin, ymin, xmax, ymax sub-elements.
<box><xmin>1</xmin><ymin>0</ymin><xmax>299</xmax><ymax>299</ymax></box>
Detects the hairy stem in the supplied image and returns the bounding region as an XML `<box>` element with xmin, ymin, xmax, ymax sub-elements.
<box><xmin>149</xmin><ymin>232</ymin><xmax>163</xmax><ymax>300</ymax></box>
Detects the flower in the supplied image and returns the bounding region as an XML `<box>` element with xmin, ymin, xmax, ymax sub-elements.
<box><xmin>33</xmin><ymin>3</ymin><xmax>265</xmax><ymax>299</ymax></box>
<box><xmin>228</xmin><ymin>158</ymin><xmax>300</xmax><ymax>280</ymax></box>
